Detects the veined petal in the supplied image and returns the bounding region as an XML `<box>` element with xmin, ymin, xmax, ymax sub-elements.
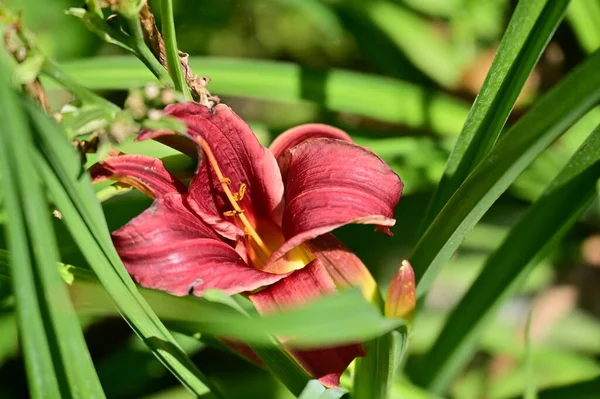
<box><xmin>113</xmin><ymin>193</ymin><xmax>284</xmax><ymax>296</ymax></box>
<box><xmin>140</xmin><ymin>102</ymin><xmax>285</xmax><ymax>236</ymax></box>
<box><xmin>269</xmin><ymin>123</ymin><xmax>352</xmax><ymax>159</ymax></box>
<box><xmin>306</xmin><ymin>234</ymin><xmax>378</xmax><ymax>303</ymax></box>
<box><xmin>132</xmin><ymin>130</ymin><xmax>240</xmax><ymax>239</ymax></box>
<box><xmin>168</xmin><ymin>103</ymin><xmax>283</xmax><ymax>221</ymax></box>
<box><xmin>269</xmin><ymin>138</ymin><xmax>402</xmax><ymax>264</ymax></box>
<box><xmin>89</xmin><ymin>154</ymin><xmax>186</xmax><ymax>199</ymax></box>
<box><xmin>249</xmin><ymin>260</ymin><xmax>365</xmax><ymax>387</ymax></box>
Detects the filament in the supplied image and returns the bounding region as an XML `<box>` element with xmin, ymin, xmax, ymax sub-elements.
<box><xmin>193</xmin><ymin>136</ymin><xmax>271</xmax><ymax>258</ymax></box>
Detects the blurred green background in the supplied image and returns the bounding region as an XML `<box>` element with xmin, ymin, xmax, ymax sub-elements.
<box><xmin>1</xmin><ymin>0</ymin><xmax>600</xmax><ymax>398</ymax></box>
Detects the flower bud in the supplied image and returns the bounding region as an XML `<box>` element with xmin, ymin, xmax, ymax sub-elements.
<box><xmin>385</xmin><ymin>260</ymin><xmax>416</xmax><ymax>321</ymax></box>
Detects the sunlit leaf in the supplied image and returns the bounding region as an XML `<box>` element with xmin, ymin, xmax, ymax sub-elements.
<box><xmin>415</xmin><ymin>123</ymin><xmax>600</xmax><ymax>393</ymax></box>
<box><xmin>422</xmin><ymin>0</ymin><xmax>570</xmax><ymax>229</ymax></box>
<box><xmin>51</xmin><ymin>56</ymin><xmax>470</xmax><ymax>138</ymax></box>
<box><xmin>0</xmin><ymin>82</ymin><xmax>104</xmax><ymax>396</ymax></box>
<box><xmin>411</xmin><ymin>49</ymin><xmax>600</xmax><ymax>299</ymax></box>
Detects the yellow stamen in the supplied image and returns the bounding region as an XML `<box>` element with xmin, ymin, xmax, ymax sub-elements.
<box><xmin>223</xmin><ymin>209</ymin><xmax>244</xmax><ymax>217</ymax></box>
<box><xmin>233</xmin><ymin>183</ymin><xmax>247</xmax><ymax>201</ymax></box>
<box><xmin>193</xmin><ymin>136</ymin><xmax>271</xmax><ymax>258</ymax></box>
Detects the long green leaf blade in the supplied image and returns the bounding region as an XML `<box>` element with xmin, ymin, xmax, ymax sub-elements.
<box><xmin>0</xmin><ymin>84</ymin><xmax>104</xmax><ymax>396</ymax></box>
<box><xmin>360</xmin><ymin>1</ymin><xmax>460</xmax><ymax>87</ymax></box>
<box><xmin>0</xmin><ymin>78</ymin><xmax>62</xmax><ymax>399</ymax></box>
<box><xmin>298</xmin><ymin>380</ymin><xmax>346</xmax><ymax>399</ymax></box>
<box><xmin>415</xmin><ymin>123</ymin><xmax>600</xmax><ymax>393</ymax></box>
<box><xmin>535</xmin><ymin>375</ymin><xmax>600</xmax><ymax>398</ymax></box>
<box><xmin>52</xmin><ymin>56</ymin><xmax>469</xmax><ymax>137</ymax></box>
<box><xmin>423</xmin><ymin>0</ymin><xmax>569</xmax><ymax>228</ymax></box>
<box><xmin>0</xmin><ymin>261</ymin><xmax>398</xmax><ymax>347</ymax></box>
<box><xmin>567</xmin><ymin>0</ymin><xmax>600</xmax><ymax>53</ymax></box>
<box><xmin>412</xmin><ymin>49</ymin><xmax>600</xmax><ymax>299</ymax></box>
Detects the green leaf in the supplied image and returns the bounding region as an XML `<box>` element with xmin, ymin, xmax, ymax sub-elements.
<box><xmin>0</xmin><ymin>83</ymin><xmax>104</xmax><ymax>396</ymax></box>
<box><xmin>391</xmin><ymin>377</ymin><xmax>443</xmax><ymax>399</ymax></box>
<box><xmin>567</xmin><ymin>0</ymin><xmax>600</xmax><ymax>53</ymax></box>
<box><xmin>51</xmin><ymin>56</ymin><xmax>470</xmax><ymax>138</ymax></box>
<box><xmin>535</xmin><ymin>375</ymin><xmax>600</xmax><ymax>399</ymax></box>
<box><xmin>24</xmin><ymin>101</ymin><xmax>222</xmax><ymax>398</ymax></box>
<box><xmin>482</xmin><ymin>349</ymin><xmax>600</xmax><ymax>398</ymax></box>
<box><xmin>413</xmin><ymin>122</ymin><xmax>600</xmax><ymax>393</ymax></box>
<box><xmin>68</xmin><ymin>278</ymin><xmax>400</xmax><ymax>347</ymax></box>
<box><xmin>511</xmin><ymin>107</ymin><xmax>600</xmax><ymax>202</ymax></box>
<box><xmin>411</xmin><ymin>48</ymin><xmax>600</xmax><ymax>300</ymax></box>
<box><xmin>422</xmin><ymin>0</ymin><xmax>570</xmax><ymax>229</ymax></box>
<box><xmin>359</xmin><ymin>2</ymin><xmax>460</xmax><ymax>87</ymax></box>
<box><xmin>298</xmin><ymin>380</ymin><xmax>346</xmax><ymax>399</ymax></box>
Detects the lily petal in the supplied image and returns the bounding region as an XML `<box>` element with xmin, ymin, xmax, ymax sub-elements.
<box><xmin>89</xmin><ymin>154</ymin><xmax>186</xmax><ymax>199</ymax></box>
<box><xmin>249</xmin><ymin>260</ymin><xmax>365</xmax><ymax>387</ymax></box>
<box><xmin>169</xmin><ymin>103</ymin><xmax>283</xmax><ymax>219</ymax></box>
<box><xmin>269</xmin><ymin>123</ymin><xmax>352</xmax><ymax>159</ymax></box>
<box><xmin>113</xmin><ymin>193</ymin><xmax>284</xmax><ymax>296</ymax></box>
<box><xmin>140</xmin><ymin>102</ymin><xmax>285</xmax><ymax>235</ymax></box>
<box><xmin>269</xmin><ymin>138</ymin><xmax>402</xmax><ymax>264</ymax></box>
<box><xmin>306</xmin><ymin>233</ymin><xmax>378</xmax><ymax>303</ymax></box>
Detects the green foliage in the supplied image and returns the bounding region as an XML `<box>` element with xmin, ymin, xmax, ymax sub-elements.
<box><xmin>422</xmin><ymin>0</ymin><xmax>570</xmax><ymax>228</ymax></box>
<box><xmin>415</xmin><ymin>123</ymin><xmax>600</xmax><ymax>393</ymax></box>
<box><xmin>0</xmin><ymin>69</ymin><xmax>104</xmax><ymax>398</ymax></box>
<box><xmin>1</xmin><ymin>0</ymin><xmax>600</xmax><ymax>398</ymax></box>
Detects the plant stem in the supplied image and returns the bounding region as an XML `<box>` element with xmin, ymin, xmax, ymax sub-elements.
<box><xmin>121</xmin><ymin>7</ymin><xmax>174</xmax><ymax>86</ymax></box>
<box><xmin>160</xmin><ymin>0</ymin><xmax>192</xmax><ymax>99</ymax></box>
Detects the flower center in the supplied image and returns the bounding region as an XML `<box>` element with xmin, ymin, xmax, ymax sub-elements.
<box><xmin>247</xmin><ymin>218</ymin><xmax>313</xmax><ymax>273</ymax></box>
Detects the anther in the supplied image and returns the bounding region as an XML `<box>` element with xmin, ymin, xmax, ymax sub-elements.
<box><xmin>223</xmin><ymin>209</ymin><xmax>244</xmax><ymax>217</ymax></box>
<box><xmin>192</xmin><ymin>135</ymin><xmax>272</xmax><ymax>259</ymax></box>
<box><xmin>233</xmin><ymin>183</ymin><xmax>247</xmax><ymax>201</ymax></box>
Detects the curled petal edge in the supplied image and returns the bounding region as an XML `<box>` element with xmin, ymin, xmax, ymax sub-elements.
<box><xmin>89</xmin><ymin>154</ymin><xmax>187</xmax><ymax>198</ymax></box>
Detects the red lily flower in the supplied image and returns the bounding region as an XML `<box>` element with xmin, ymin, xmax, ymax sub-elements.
<box><xmin>90</xmin><ymin>102</ymin><xmax>403</xmax><ymax>386</ymax></box>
